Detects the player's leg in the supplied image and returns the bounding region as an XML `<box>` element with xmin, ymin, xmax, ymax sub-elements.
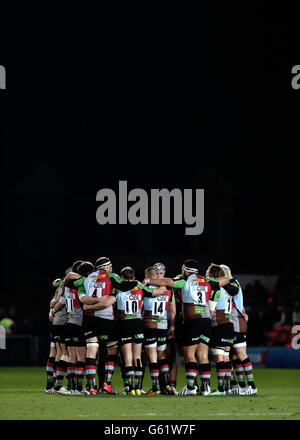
<box><xmin>157</xmin><ymin>331</ymin><xmax>173</xmax><ymax>394</ymax></box>
<box><xmin>179</xmin><ymin>319</ymin><xmax>201</xmax><ymax>395</ymax></box>
<box><xmin>83</xmin><ymin>316</ymin><xmax>100</xmax><ymax>394</ymax></box>
<box><xmin>101</xmin><ymin>342</ymin><xmax>119</xmax><ymax>394</ymax></box>
<box><xmin>100</xmin><ymin>319</ymin><xmax>119</xmax><ymax>394</ymax></box>
<box><xmin>235</xmin><ymin>344</ymin><xmax>257</xmax><ymax>394</ymax></box>
<box><xmin>45</xmin><ymin>322</ymin><xmax>56</xmax><ymax>392</ymax></box>
<box><xmin>144</xmin><ymin>328</ymin><xmax>160</xmax><ymax>395</ymax></box>
<box><xmin>64</xmin><ymin>326</ymin><xmax>77</xmax><ymax>393</ymax></box>
<box><xmin>53</xmin><ymin>327</ymin><xmax>69</xmax><ymax>393</ymax></box>
<box><xmin>196</xmin><ymin>318</ymin><xmax>212</xmax><ymax>396</ymax></box>
<box><xmin>223</xmin><ymin>346</ymin><xmax>233</xmax><ymax>393</ymax></box>
<box><xmin>167</xmin><ymin>339</ymin><xmax>178</xmax><ymax>394</ymax></box>
<box><xmin>197</xmin><ymin>342</ymin><xmax>212</xmax><ymax>395</ymax></box>
<box><xmin>180</xmin><ymin>344</ymin><xmax>198</xmax><ymax>395</ymax></box>
<box><xmin>97</xmin><ymin>340</ymin><xmax>107</xmax><ymax>391</ymax></box>
<box><xmin>85</xmin><ymin>337</ymin><xmax>99</xmax><ymax>394</ymax></box>
<box><xmin>75</xmin><ymin>344</ymin><xmax>87</xmax><ymax>394</ymax></box>
<box><xmin>45</xmin><ymin>342</ymin><xmax>56</xmax><ymax>392</ymax></box>
<box><xmin>132</xmin><ymin>342</ymin><xmax>143</xmax><ymax>395</ymax></box>
<box><xmin>132</xmin><ymin>321</ymin><xmax>144</xmax><ymax>395</ymax></box>
<box><xmin>121</xmin><ymin>342</ymin><xmax>136</xmax><ymax>395</ymax></box>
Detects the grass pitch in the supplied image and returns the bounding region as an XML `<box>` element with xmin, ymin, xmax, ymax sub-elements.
<box><xmin>0</xmin><ymin>367</ymin><xmax>299</xmax><ymax>420</ymax></box>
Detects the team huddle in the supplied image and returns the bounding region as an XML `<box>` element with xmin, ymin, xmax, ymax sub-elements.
<box><xmin>45</xmin><ymin>257</ymin><xmax>257</xmax><ymax>396</ymax></box>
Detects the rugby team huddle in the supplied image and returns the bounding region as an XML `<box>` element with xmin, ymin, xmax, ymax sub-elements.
<box><xmin>45</xmin><ymin>257</ymin><xmax>257</xmax><ymax>396</ymax></box>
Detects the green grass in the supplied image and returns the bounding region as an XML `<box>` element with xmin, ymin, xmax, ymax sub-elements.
<box><xmin>0</xmin><ymin>367</ymin><xmax>300</xmax><ymax>420</ymax></box>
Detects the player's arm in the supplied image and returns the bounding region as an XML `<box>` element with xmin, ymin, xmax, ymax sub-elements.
<box><xmin>208</xmin><ymin>289</ymin><xmax>221</xmax><ymax>317</ymax></box>
<box><xmin>146</xmin><ymin>275</ymin><xmax>186</xmax><ymax>290</ymax></box>
<box><xmin>146</xmin><ymin>277</ymin><xmax>174</xmax><ymax>288</ymax></box>
<box><xmin>83</xmin><ymin>295</ymin><xmax>117</xmax><ymax>312</ymax></box>
<box><xmin>140</xmin><ymin>284</ymin><xmax>167</xmax><ymax>298</ymax></box>
<box><xmin>222</xmin><ymin>279</ymin><xmax>239</xmax><ymax>296</ymax></box>
<box><xmin>77</xmin><ymin>286</ymin><xmax>104</xmax><ymax>305</ymax></box>
<box><xmin>168</xmin><ymin>297</ymin><xmax>176</xmax><ymax>337</ymax></box>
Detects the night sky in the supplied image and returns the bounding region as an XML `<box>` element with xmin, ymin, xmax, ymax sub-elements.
<box><xmin>1</xmin><ymin>5</ymin><xmax>299</xmax><ymax>320</ymax></box>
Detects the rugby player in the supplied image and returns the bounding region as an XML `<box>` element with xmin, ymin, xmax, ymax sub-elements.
<box><xmin>45</xmin><ymin>278</ymin><xmax>60</xmax><ymax>392</ymax></box>
<box><xmin>143</xmin><ymin>266</ymin><xmax>176</xmax><ymax>395</ymax></box>
<box><xmin>48</xmin><ymin>268</ymin><xmax>71</xmax><ymax>394</ymax></box>
<box><xmin>84</xmin><ymin>266</ymin><xmax>167</xmax><ymax>395</ymax></box>
<box><xmin>52</xmin><ymin>261</ymin><xmax>96</xmax><ymax>394</ymax></box>
<box><xmin>66</xmin><ymin>257</ymin><xmax>139</xmax><ymax>395</ymax></box>
<box><xmin>146</xmin><ymin>259</ymin><xmax>230</xmax><ymax>396</ymax></box>
<box><xmin>220</xmin><ymin>264</ymin><xmax>257</xmax><ymax>395</ymax></box>
<box><xmin>206</xmin><ymin>264</ymin><xmax>237</xmax><ymax>396</ymax></box>
<box><xmin>153</xmin><ymin>262</ymin><xmax>178</xmax><ymax>395</ymax></box>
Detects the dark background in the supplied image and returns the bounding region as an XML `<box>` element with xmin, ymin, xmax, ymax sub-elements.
<box><xmin>1</xmin><ymin>4</ymin><xmax>300</xmax><ymax>336</ymax></box>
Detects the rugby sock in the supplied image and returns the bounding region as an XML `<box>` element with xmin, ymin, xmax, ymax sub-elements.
<box><xmin>232</xmin><ymin>358</ymin><xmax>246</xmax><ymax>388</ymax></box>
<box><xmin>46</xmin><ymin>356</ymin><xmax>55</xmax><ymax>389</ymax></box>
<box><xmin>85</xmin><ymin>357</ymin><xmax>97</xmax><ymax>390</ymax></box>
<box><xmin>198</xmin><ymin>363</ymin><xmax>211</xmax><ymax>390</ymax></box>
<box><xmin>224</xmin><ymin>361</ymin><xmax>232</xmax><ymax>391</ymax></box>
<box><xmin>67</xmin><ymin>363</ymin><xmax>76</xmax><ymax>390</ymax></box>
<box><xmin>121</xmin><ymin>363</ymin><xmax>129</xmax><ymax>387</ymax></box>
<box><xmin>230</xmin><ymin>363</ymin><xmax>238</xmax><ymax>386</ymax></box>
<box><xmin>241</xmin><ymin>357</ymin><xmax>256</xmax><ymax>387</ymax></box>
<box><xmin>158</xmin><ymin>358</ymin><xmax>171</xmax><ymax>387</ymax></box>
<box><xmin>134</xmin><ymin>360</ymin><xmax>143</xmax><ymax>389</ymax></box>
<box><xmin>185</xmin><ymin>362</ymin><xmax>198</xmax><ymax>390</ymax></box>
<box><xmin>216</xmin><ymin>361</ymin><xmax>226</xmax><ymax>392</ymax></box>
<box><xmin>105</xmin><ymin>355</ymin><xmax>117</xmax><ymax>385</ymax></box>
<box><xmin>97</xmin><ymin>349</ymin><xmax>107</xmax><ymax>389</ymax></box>
<box><xmin>75</xmin><ymin>361</ymin><xmax>85</xmax><ymax>392</ymax></box>
<box><xmin>125</xmin><ymin>366</ymin><xmax>135</xmax><ymax>391</ymax></box>
<box><xmin>54</xmin><ymin>360</ymin><xmax>67</xmax><ymax>390</ymax></box>
<box><xmin>149</xmin><ymin>362</ymin><xmax>160</xmax><ymax>391</ymax></box>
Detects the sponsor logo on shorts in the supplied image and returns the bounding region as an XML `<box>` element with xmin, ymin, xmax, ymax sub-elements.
<box><xmin>158</xmin><ymin>337</ymin><xmax>167</xmax><ymax>342</ymax></box>
<box><xmin>200</xmin><ymin>334</ymin><xmax>210</xmax><ymax>343</ymax></box>
<box><xmin>99</xmin><ymin>335</ymin><xmax>108</xmax><ymax>340</ymax></box>
<box><xmin>135</xmin><ymin>334</ymin><xmax>144</xmax><ymax>339</ymax></box>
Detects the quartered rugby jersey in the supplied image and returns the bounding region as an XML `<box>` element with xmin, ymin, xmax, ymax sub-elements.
<box><xmin>209</xmin><ymin>278</ymin><xmax>240</xmax><ymax>326</ymax></box>
<box><xmin>59</xmin><ymin>285</ymin><xmax>83</xmax><ymax>326</ymax></box>
<box><xmin>172</xmin><ymin>274</ymin><xmax>219</xmax><ymax>322</ymax></box>
<box><xmin>72</xmin><ymin>270</ymin><xmax>137</xmax><ymax>320</ymax></box>
<box><xmin>53</xmin><ymin>280</ymin><xmax>67</xmax><ymax>325</ymax></box>
<box><xmin>116</xmin><ymin>284</ymin><xmax>155</xmax><ymax>321</ymax></box>
<box><xmin>143</xmin><ymin>286</ymin><xmax>174</xmax><ymax>330</ymax></box>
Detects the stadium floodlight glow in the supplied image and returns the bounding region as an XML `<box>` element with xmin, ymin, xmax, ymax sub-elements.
<box><xmin>96</xmin><ymin>180</ymin><xmax>204</xmax><ymax>236</ymax></box>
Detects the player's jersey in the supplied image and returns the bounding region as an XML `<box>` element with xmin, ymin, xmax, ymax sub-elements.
<box><xmin>210</xmin><ymin>286</ymin><xmax>232</xmax><ymax>326</ymax></box>
<box><xmin>143</xmin><ymin>285</ymin><xmax>174</xmax><ymax>329</ymax></box>
<box><xmin>59</xmin><ymin>285</ymin><xmax>83</xmax><ymax>326</ymax></box>
<box><xmin>231</xmin><ymin>279</ymin><xmax>243</xmax><ymax>314</ymax></box>
<box><xmin>53</xmin><ymin>280</ymin><xmax>67</xmax><ymax>325</ymax></box>
<box><xmin>72</xmin><ymin>270</ymin><xmax>138</xmax><ymax>319</ymax></box>
<box><xmin>172</xmin><ymin>274</ymin><xmax>218</xmax><ymax>322</ymax></box>
<box><xmin>116</xmin><ymin>284</ymin><xmax>154</xmax><ymax>320</ymax></box>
